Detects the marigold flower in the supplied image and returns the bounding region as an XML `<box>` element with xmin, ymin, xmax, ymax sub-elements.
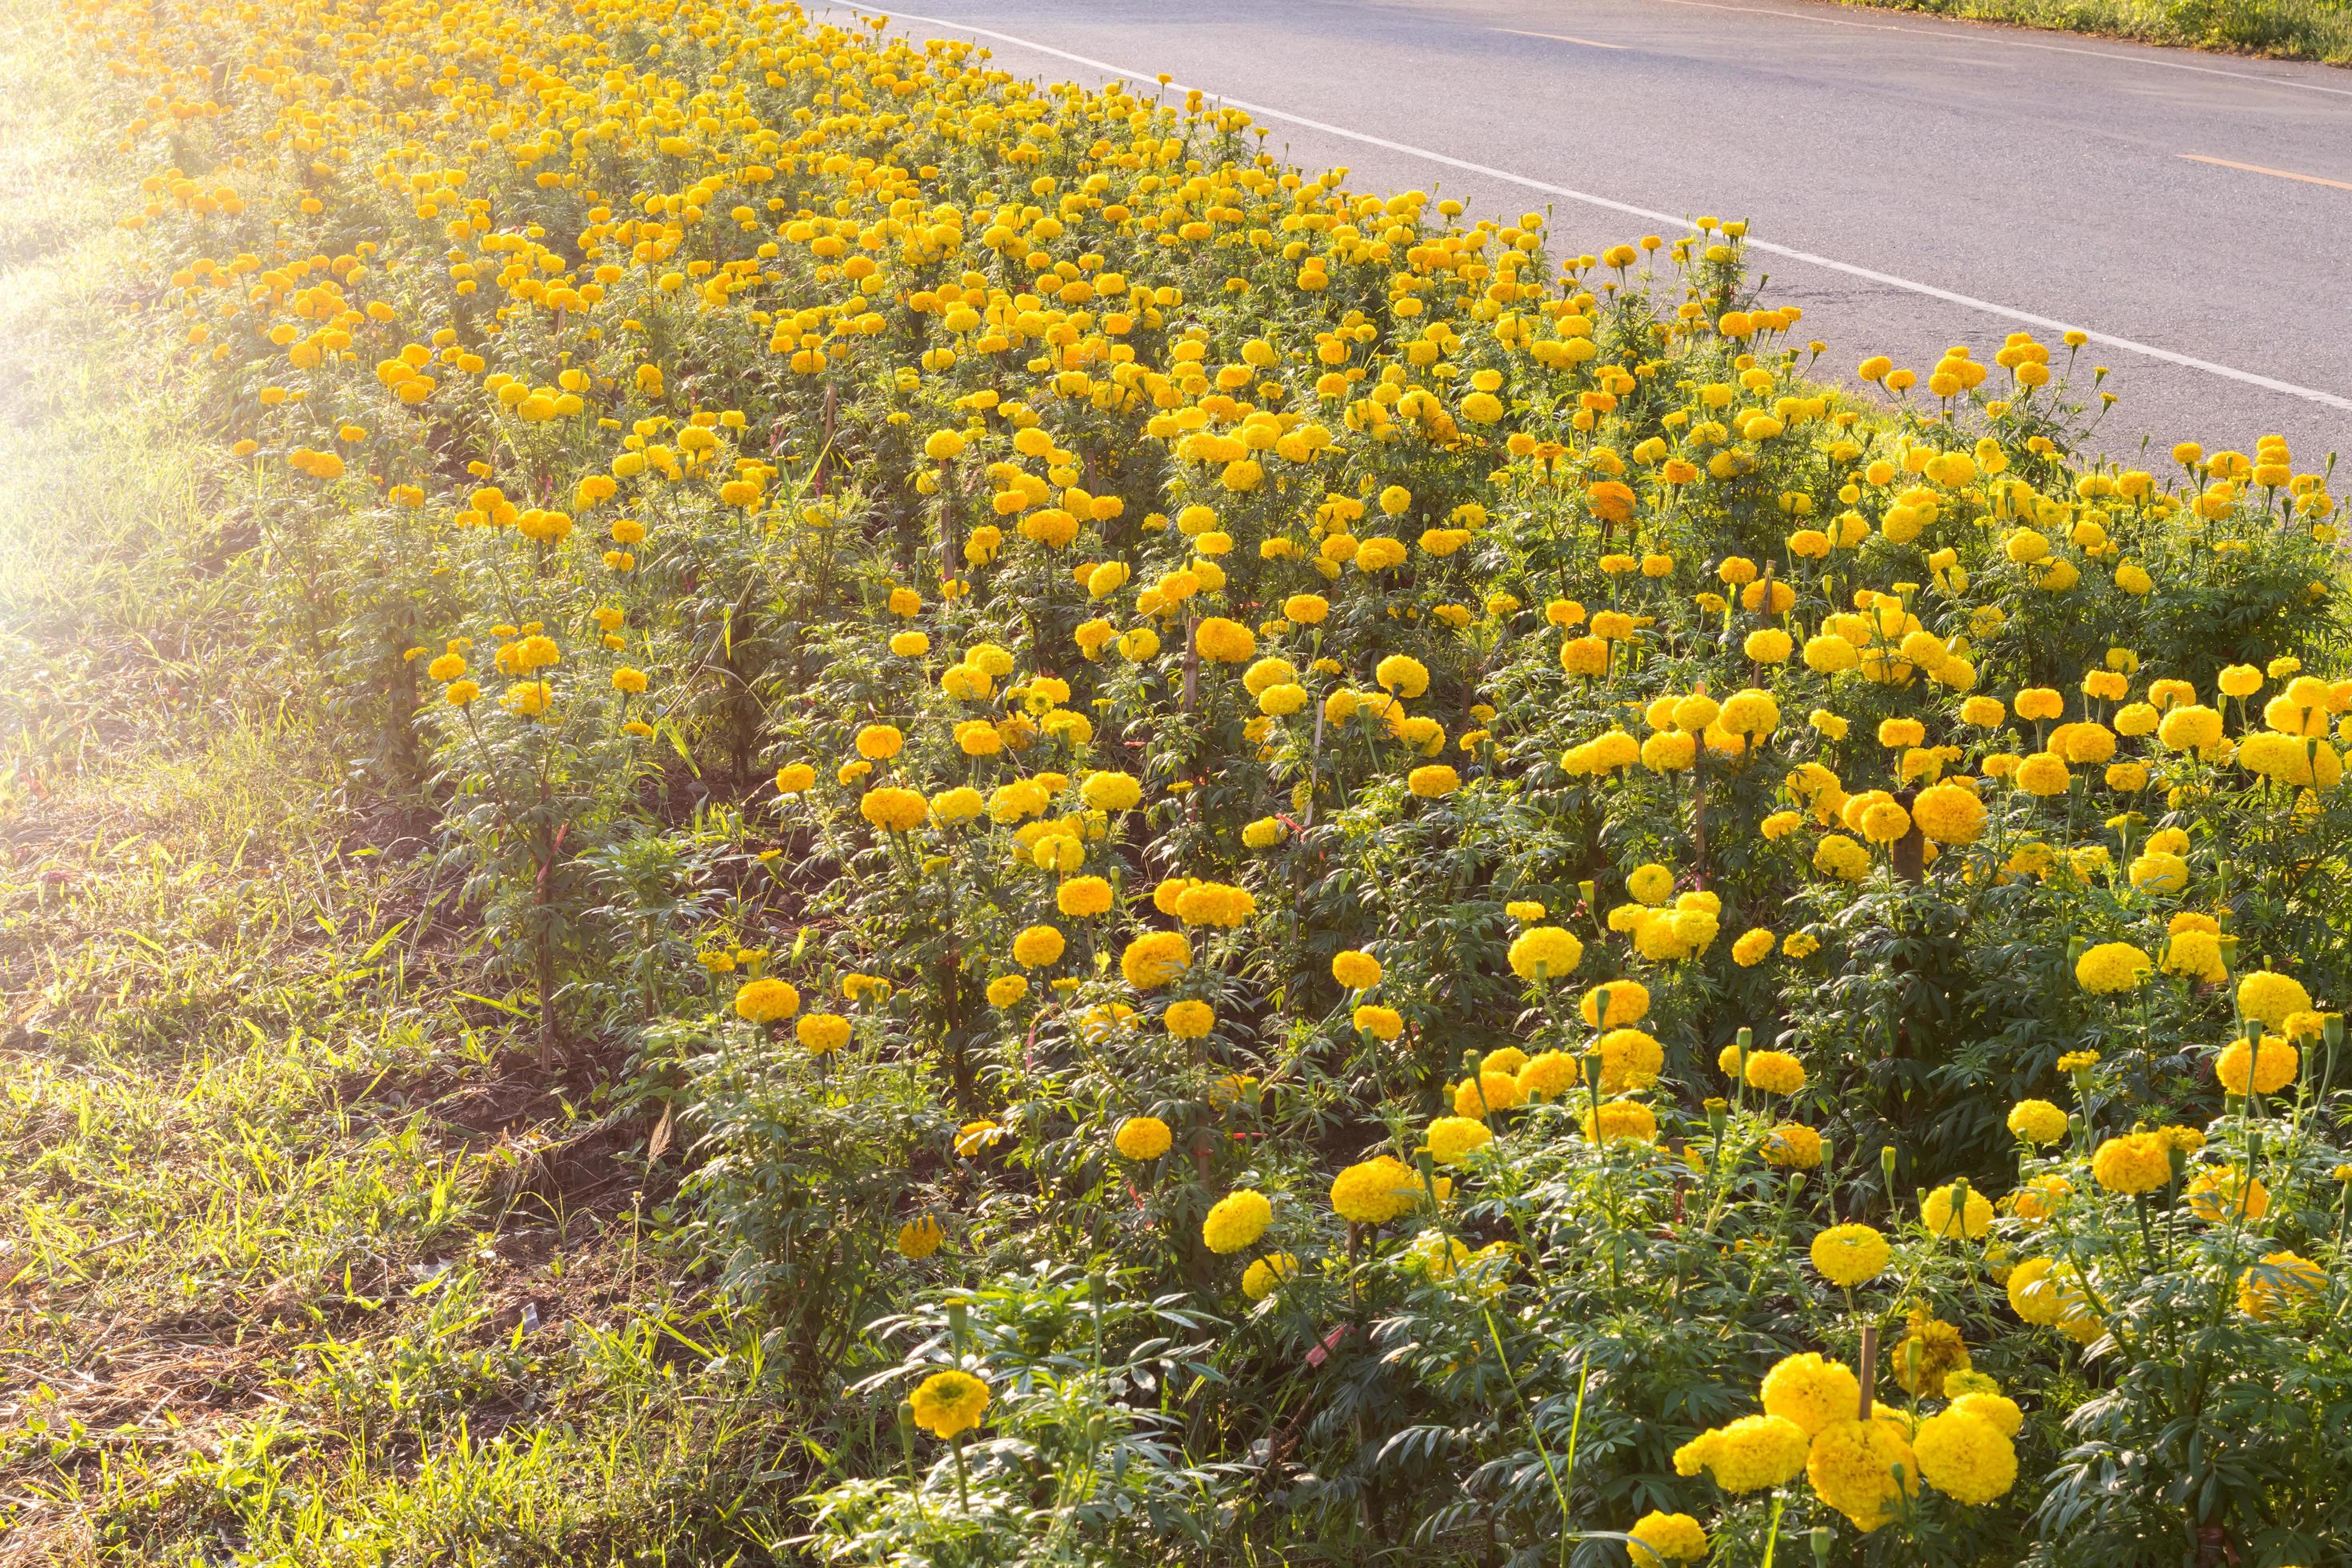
<box><xmin>1579</xmin><ymin>981</ymin><xmax>1649</xmax><ymax>1027</ymax></box>
<box><xmin>1120</xmin><ymin>930</ymin><xmax>1191</xmax><ymax>989</ymax></box>
<box><xmin>2237</xmin><ymin>970</ymin><xmax>2313</xmax><ymax>1029</ymax></box>
<box><xmin>1330</xmin><ymin>1154</ymin><xmax>1421</xmax><ymax>1224</ymax></box>
<box><xmin>895</xmin><ymin>1215</ymin><xmax>945</xmax><ymax>1260</ymax></box>
<box><xmin>1114</xmin><ymin>1115</ymin><xmax>1172</xmax><ymax>1161</ymax></box>
<box><xmin>2237</xmin><ymin>1250</ymin><xmax>2325</xmax><ymax>1319</ymax></box>
<box><xmin>1807</xmin><ymin>1416</ymin><xmax>1918</xmax><ymax>1532</ymax></box>
<box><xmin>734</xmin><ymin>977</ymin><xmax>801</xmax><ymax>1023</ymax></box>
<box><xmin>909</xmin><ymin>1369</ymin><xmax>989</xmax><ymax>1438</ymax></box>
<box><xmin>1913</xmin><ymin>1407</ymin><xmax>2017</xmax><ymax>1505</ymax></box>
<box><xmin>1242</xmin><ymin>1252</ymin><xmax>1298</xmax><ymax>1301</ymax></box>
<box><xmin>1426</xmin><ymin>1114</ymin><xmax>1494</xmax><ymax>1165</ymax></box>
<box><xmin>860</xmin><ymin>786</ymin><xmax>928</xmax><ymax>832</ymax></box>
<box><xmin>796</xmin><ymin>1013</ymin><xmax>850</xmax><ymax>1054</ymax></box>
<box><xmin>1762</xmin><ymin>1353</ymin><xmax>1861</xmax><ymax>1438</ymax></box>
<box><xmin>2006</xmin><ymin>1099</ymin><xmax>2068</xmax><ymax>1146</ymax></box>
<box><xmin>2074</xmin><ymin>941</ymin><xmax>2152</xmax><ymax>993</ymax></box>
<box><xmin>1810</xmin><ymin>1223</ymin><xmax>1890</xmax><ymax>1288</ymax></box>
<box><xmin>1626</xmin><ymin>1512</ymin><xmax>1708</xmax><ymax>1565</ymax></box>
<box><xmin>1743</xmin><ymin>1050</ymin><xmax>1806</xmax><ymax>1095</ymax></box>
<box><xmin>1506</xmin><ymin>926</ymin><xmax>1583</xmax><ymax>983</ymax></box>
<box><xmin>2091</xmin><ymin>1131</ymin><xmax>2171</xmax><ymax>1194</ymax></box>
<box><xmin>1922</xmin><ymin>1181</ymin><xmax>1994</xmax><ymax>1241</ymax></box>
<box><xmin>1202</xmin><ymin>1189</ymin><xmax>1273</xmax><ymax>1254</ymax></box>
<box><xmin>2216</xmin><ymin>1034</ymin><xmax>2298</xmax><ymax>1096</ymax></box>
<box><xmin>1673</xmin><ymin>1414</ymin><xmax>1808</xmax><ymax>1493</ymax></box>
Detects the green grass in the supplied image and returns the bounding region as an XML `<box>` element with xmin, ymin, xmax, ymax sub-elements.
<box><xmin>1831</xmin><ymin>0</ymin><xmax>2352</xmax><ymax>64</ymax></box>
<box><xmin>0</xmin><ymin>19</ymin><xmax>798</xmax><ymax>1565</ymax></box>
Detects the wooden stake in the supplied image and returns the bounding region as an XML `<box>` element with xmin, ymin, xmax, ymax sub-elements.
<box><xmin>1857</xmin><ymin>1324</ymin><xmax>1878</xmax><ymax>1419</ymax></box>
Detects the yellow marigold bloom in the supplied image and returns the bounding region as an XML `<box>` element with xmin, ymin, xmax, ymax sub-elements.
<box><xmin>860</xmin><ymin>787</ymin><xmax>928</xmax><ymax>832</ymax></box>
<box><xmin>1893</xmin><ymin>1307</ymin><xmax>1972</xmax><ymax>1395</ymax></box>
<box><xmin>775</xmin><ymin>763</ymin><xmax>817</xmax><ymax>794</ymax></box>
<box><xmin>1194</xmin><ymin>616</ymin><xmax>1257</xmax><ymax>663</ymax></box>
<box><xmin>2014</xmin><ymin>752</ymin><xmax>2071</xmax><ymax>795</ymax></box>
<box><xmin>2158</xmin><ymin>703</ymin><xmax>2224</xmax><ymax>750</ymax></box>
<box><xmin>1114</xmin><ymin>1115</ymin><xmax>1173</xmax><ymax>1161</ymax></box>
<box><xmin>1762</xmin><ymin>1122</ymin><xmax>1823</xmax><ymax>1167</ymax></box>
<box><xmin>1407</xmin><ymin>764</ymin><xmax>1459</xmax><ymax>798</ymax></box>
<box><xmin>1730</xmin><ymin>928</ymin><xmax>1776</xmax><ymax>966</ymax></box>
<box><xmin>445</xmin><ymin>679</ymin><xmax>482</xmax><ymax>706</ymax></box>
<box><xmin>2238</xmin><ymin>970</ymin><xmax>2313</xmax><ymax>1029</ymax></box>
<box><xmin>797</xmin><ymin>1013</ymin><xmax>851</xmax><ymax>1054</ymax></box>
<box><xmin>986</xmin><ymin>974</ymin><xmax>1030</xmax><ymax>1009</ymax></box>
<box><xmin>1912</xmin><ymin>782</ymin><xmax>1986</xmax><ymax>845</ymax></box>
<box><xmin>1426</xmin><ymin>1114</ymin><xmax>1494</xmax><ymax>1166</ymax></box>
<box><xmin>1810</xmin><ymin>1223</ymin><xmax>1890</xmax><ymax>1288</ymax></box>
<box><xmin>909</xmin><ymin>1369</ymin><xmax>990</xmax><ymax>1438</ymax></box>
<box><xmin>1242</xmin><ymin>1252</ymin><xmax>1298</xmax><ymax>1301</ymax></box>
<box><xmin>1622</xmin><ymin>863</ymin><xmax>1673</xmax><ymax>906</ymax></box>
<box><xmin>2006</xmin><ymin>1099</ymin><xmax>2069</xmax><ymax>1146</ymax></box>
<box><xmin>2218</xmin><ymin>662</ymin><xmax>2263</xmax><ymax>698</ymax></box>
<box><xmin>1120</xmin><ymin>931</ymin><xmax>1192</xmax><ymax>989</ymax></box>
<box><xmin>1174</xmin><ymin>881</ymin><xmax>1256</xmax><ymax>928</ymax></box>
<box><xmin>1596</xmin><ymin>1028</ymin><xmax>1665</xmax><ymax>1093</ymax></box>
<box><xmin>1331</xmin><ymin>950</ymin><xmax>1382</xmax><ymax>989</ymax></box>
<box><xmin>2074</xmin><ymin>941</ymin><xmax>2152</xmax><ymax>993</ymax></box>
<box><xmin>1807</xmin><ymin>1416</ymin><xmax>1918</xmax><ymax>1532</ymax></box>
<box><xmin>1374</xmin><ymin>654</ymin><xmax>1430</xmax><ymax>698</ymax></box>
<box><xmin>1165</xmin><ymin>998</ymin><xmax>1215</xmax><ymax>1039</ymax></box>
<box><xmin>954</xmin><ymin>1119</ymin><xmax>1008</xmax><ymax>1157</ymax></box>
<box><xmin>2216</xmin><ymin>1034</ymin><xmax>2298</xmax><ymax>1096</ymax></box>
<box><xmin>1673</xmin><ymin>1414</ymin><xmax>1809</xmax><ymax>1493</ymax></box>
<box><xmin>502</xmin><ymin>680</ymin><xmax>553</xmax><ymax>717</ymax></box>
<box><xmin>1517</xmin><ymin>1049</ymin><xmax>1582</xmax><ymax>1101</ymax></box>
<box><xmin>1058</xmin><ymin>876</ymin><xmax>1114</xmax><ymax>918</ymax></box>
<box><xmin>1353</xmin><ymin>1004</ymin><xmax>1403</xmax><ymax>1041</ymax></box>
<box><xmin>1080</xmin><ymin>770</ymin><xmax>1142</xmax><ymax>811</ymax></box>
<box><xmin>1011</xmin><ymin>925</ymin><xmax>1066</xmax><ymax>968</ymax></box>
<box><xmin>1507</xmin><ymin>926</ymin><xmax>1584</xmax><ymax>982</ymax></box>
<box><xmin>1331</xmin><ymin>1154</ymin><xmax>1421</xmax><ymax>1224</ymax></box>
<box><xmin>1202</xmin><ymin>1189</ymin><xmax>1273</xmax><ymax>1254</ymax></box>
<box><xmin>895</xmin><ymin>1214</ymin><xmax>945</xmax><ymax>1260</ymax></box>
<box><xmin>1914</xmin><ymin>1407</ymin><xmax>2017</xmax><ymax>1505</ymax></box>
<box><xmin>1743</xmin><ymin>1050</ymin><xmax>1806</xmax><ymax>1095</ymax></box>
<box><xmin>1454</xmin><ymin>1070</ymin><xmax>1524</xmax><ymax>1116</ymax></box>
<box><xmin>2186</xmin><ymin>1166</ymin><xmax>2270</xmax><ymax>1222</ymax></box>
<box><xmin>1580</xmin><ymin>981</ymin><xmax>1650</xmax><ymax>1027</ymax></box>
<box><xmin>1921</xmin><ymin>1181</ymin><xmax>1994</xmax><ymax>1239</ymax></box>
<box><xmin>733</xmin><ymin>977</ymin><xmax>801</xmax><ymax>1023</ymax></box>
<box><xmin>2238</xmin><ymin>1250</ymin><xmax>2325</xmax><ymax>1319</ymax></box>
<box><xmin>1626</xmin><ymin>1511</ymin><xmax>1709</xmax><ymax>1565</ymax></box>
<box><xmin>2162</xmin><ymin>928</ymin><xmax>2227</xmax><ymax>983</ymax></box>
<box><xmin>1814</xmin><ymin>834</ymin><xmax>1870</xmax><ymax>882</ymax></box>
<box><xmin>2091</xmin><ymin>1131</ymin><xmax>2172</xmax><ymax>1194</ymax></box>
<box><xmin>1581</xmin><ymin>1098</ymin><xmax>1657</xmax><ymax>1144</ymax></box>
<box><xmin>1762</xmin><ymin>1353</ymin><xmax>1862</xmax><ymax>1438</ymax></box>
<box><xmin>854</xmin><ymin>723</ymin><xmax>902</xmax><ymax>759</ymax></box>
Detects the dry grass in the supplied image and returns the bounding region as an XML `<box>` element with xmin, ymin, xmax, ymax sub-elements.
<box><xmin>0</xmin><ymin>14</ymin><xmax>796</xmax><ymax>1563</ymax></box>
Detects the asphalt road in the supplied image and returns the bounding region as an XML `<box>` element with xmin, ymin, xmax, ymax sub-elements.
<box><xmin>867</xmin><ymin>0</ymin><xmax>2352</xmax><ymax>465</ymax></box>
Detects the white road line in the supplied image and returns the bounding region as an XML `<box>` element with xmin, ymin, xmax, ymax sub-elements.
<box><xmin>1642</xmin><ymin>0</ymin><xmax>1902</xmax><ymax>29</ymax></box>
<box><xmin>1495</xmin><ymin>26</ymin><xmax>1630</xmax><ymax>46</ymax></box>
<box><xmin>1641</xmin><ymin>0</ymin><xmax>2352</xmax><ymax>94</ymax></box>
<box><xmin>881</xmin><ymin>8</ymin><xmax>2352</xmax><ymax>414</ymax></box>
<box><xmin>2182</xmin><ymin>153</ymin><xmax>2352</xmax><ymax>191</ymax></box>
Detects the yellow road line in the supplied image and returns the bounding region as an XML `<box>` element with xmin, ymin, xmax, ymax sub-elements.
<box><xmin>2180</xmin><ymin>153</ymin><xmax>2352</xmax><ymax>192</ymax></box>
